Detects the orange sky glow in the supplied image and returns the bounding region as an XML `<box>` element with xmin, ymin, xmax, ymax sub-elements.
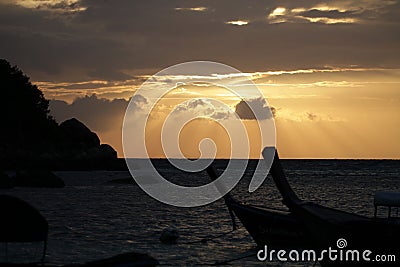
<box><xmin>3</xmin><ymin>0</ymin><xmax>398</xmax><ymax>159</ymax></box>
<box><xmin>43</xmin><ymin>68</ymin><xmax>400</xmax><ymax>159</ymax></box>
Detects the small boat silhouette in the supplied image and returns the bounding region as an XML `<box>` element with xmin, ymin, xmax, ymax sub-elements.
<box><xmin>207</xmin><ymin>147</ymin><xmax>400</xmax><ymax>266</ymax></box>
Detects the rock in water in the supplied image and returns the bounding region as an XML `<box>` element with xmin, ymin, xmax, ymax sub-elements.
<box><xmin>59</xmin><ymin>118</ymin><xmax>100</xmax><ymax>148</ymax></box>
<box><xmin>160</xmin><ymin>227</ymin><xmax>179</xmax><ymax>244</ymax></box>
<box><xmin>99</xmin><ymin>144</ymin><xmax>118</xmax><ymax>159</ymax></box>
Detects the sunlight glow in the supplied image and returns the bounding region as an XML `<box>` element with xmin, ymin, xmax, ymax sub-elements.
<box><xmin>268</xmin><ymin>7</ymin><xmax>287</xmax><ymax>18</ymax></box>
<box><xmin>311</xmin><ymin>4</ymin><xmax>349</xmax><ymax>12</ymax></box>
<box><xmin>174</xmin><ymin>7</ymin><xmax>207</xmax><ymax>12</ymax></box>
<box><xmin>14</xmin><ymin>0</ymin><xmax>87</xmax><ymax>12</ymax></box>
<box><xmin>43</xmin><ymin>67</ymin><xmax>400</xmax><ymax>158</ymax></box>
<box><xmin>225</xmin><ymin>20</ymin><xmax>249</xmax><ymax>26</ymax></box>
<box><xmin>291</xmin><ymin>8</ymin><xmax>306</xmax><ymax>13</ymax></box>
<box><xmin>304</xmin><ymin>17</ymin><xmax>357</xmax><ymax>24</ymax></box>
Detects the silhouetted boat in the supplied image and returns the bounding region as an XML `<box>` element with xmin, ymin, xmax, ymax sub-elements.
<box><xmin>262</xmin><ymin>147</ymin><xmax>400</xmax><ymax>265</ymax></box>
<box><xmin>206</xmin><ymin>166</ymin><xmax>310</xmax><ymax>249</ymax></box>
<box><xmin>208</xmin><ymin>148</ymin><xmax>400</xmax><ymax>265</ymax></box>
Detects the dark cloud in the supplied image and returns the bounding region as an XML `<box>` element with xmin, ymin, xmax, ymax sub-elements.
<box><xmin>299</xmin><ymin>9</ymin><xmax>356</xmax><ymax>19</ymax></box>
<box><xmin>187</xmin><ymin>99</ymin><xmax>207</xmax><ymax>109</ymax></box>
<box><xmin>49</xmin><ymin>94</ymin><xmax>129</xmax><ymax>132</ymax></box>
<box><xmin>307</xmin><ymin>112</ymin><xmax>318</xmax><ymax>121</ymax></box>
<box><xmin>235</xmin><ymin>98</ymin><xmax>275</xmax><ymax>120</ymax></box>
<box><xmin>86</xmin><ymin>69</ymin><xmax>133</xmax><ymax>81</ymax></box>
<box><xmin>1</xmin><ymin>0</ymin><xmax>399</xmax><ymax>83</ymax></box>
<box><xmin>129</xmin><ymin>94</ymin><xmax>148</xmax><ymax>110</ymax></box>
<box><xmin>35</xmin><ymin>0</ymin><xmax>85</xmax><ymax>13</ymax></box>
<box><xmin>49</xmin><ymin>93</ymin><xmax>147</xmax><ymax>155</ymax></box>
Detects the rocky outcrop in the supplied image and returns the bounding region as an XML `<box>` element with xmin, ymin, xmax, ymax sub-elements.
<box><xmin>99</xmin><ymin>144</ymin><xmax>118</xmax><ymax>159</ymax></box>
<box><xmin>55</xmin><ymin>119</ymin><xmax>118</xmax><ymax>169</ymax></box>
<box><xmin>0</xmin><ymin>60</ymin><xmax>119</xmax><ymax>170</ymax></box>
<box><xmin>1</xmin><ymin>118</ymin><xmax>119</xmax><ymax>170</ymax></box>
<box><xmin>59</xmin><ymin>118</ymin><xmax>100</xmax><ymax>149</ymax></box>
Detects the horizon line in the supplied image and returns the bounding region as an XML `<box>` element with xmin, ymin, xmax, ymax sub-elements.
<box><xmin>121</xmin><ymin>157</ymin><xmax>400</xmax><ymax>160</ymax></box>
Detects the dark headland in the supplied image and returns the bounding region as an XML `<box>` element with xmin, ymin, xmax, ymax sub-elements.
<box><xmin>0</xmin><ymin>59</ymin><xmax>125</xmax><ymax>171</ymax></box>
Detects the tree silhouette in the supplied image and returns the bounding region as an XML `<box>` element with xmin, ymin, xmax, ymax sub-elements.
<box><xmin>0</xmin><ymin>59</ymin><xmax>58</xmax><ymax>152</ymax></box>
<box><xmin>0</xmin><ymin>59</ymin><xmax>118</xmax><ymax>169</ymax></box>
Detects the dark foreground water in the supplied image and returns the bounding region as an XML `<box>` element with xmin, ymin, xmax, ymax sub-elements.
<box><xmin>1</xmin><ymin>159</ymin><xmax>400</xmax><ymax>266</ymax></box>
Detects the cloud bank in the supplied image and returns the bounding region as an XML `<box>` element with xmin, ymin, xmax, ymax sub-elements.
<box><xmin>0</xmin><ymin>0</ymin><xmax>399</xmax><ymax>83</ymax></box>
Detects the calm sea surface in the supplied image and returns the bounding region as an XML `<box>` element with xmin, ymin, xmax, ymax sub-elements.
<box><xmin>2</xmin><ymin>159</ymin><xmax>400</xmax><ymax>266</ymax></box>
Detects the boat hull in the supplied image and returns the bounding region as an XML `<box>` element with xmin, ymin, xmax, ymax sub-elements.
<box><xmin>227</xmin><ymin>199</ymin><xmax>310</xmax><ymax>249</ymax></box>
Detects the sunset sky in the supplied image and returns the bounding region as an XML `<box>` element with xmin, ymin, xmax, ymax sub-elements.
<box><xmin>1</xmin><ymin>0</ymin><xmax>399</xmax><ymax>158</ymax></box>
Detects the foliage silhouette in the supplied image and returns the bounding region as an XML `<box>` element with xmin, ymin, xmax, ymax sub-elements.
<box><xmin>0</xmin><ymin>59</ymin><xmax>118</xmax><ymax>169</ymax></box>
<box><xmin>0</xmin><ymin>59</ymin><xmax>58</xmax><ymax>151</ymax></box>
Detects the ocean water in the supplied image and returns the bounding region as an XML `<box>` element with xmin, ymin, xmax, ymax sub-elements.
<box><xmin>1</xmin><ymin>159</ymin><xmax>400</xmax><ymax>266</ymax></box>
